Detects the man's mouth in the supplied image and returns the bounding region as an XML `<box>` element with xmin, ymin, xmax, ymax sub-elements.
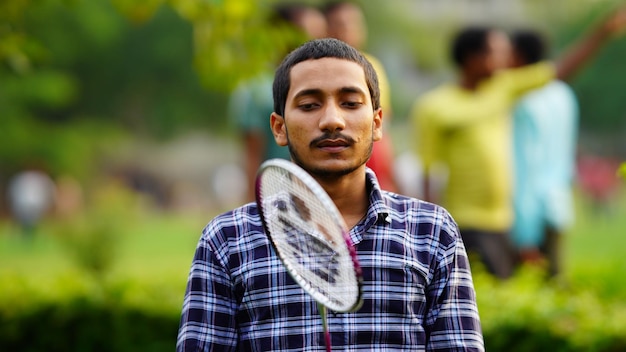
<box><xmin>314</xmin><ymin>138</ymin><xmax>352</xmax><ymax>153</ymax></box>
<box><xmin>316</xmin><ymin>139</ymin><xmax>350</xmax><ymax>148</ymax></box>
<box><xmin>311</xmin><ymin>132</ymin><xmax>355</xmax><ymax>151</ymax></box>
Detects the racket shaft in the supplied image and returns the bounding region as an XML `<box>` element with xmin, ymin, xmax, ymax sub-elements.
<box><xmin>318</xmin><ymin>303</ymin><xmax>332</xmax><ymax>352</ymax></box>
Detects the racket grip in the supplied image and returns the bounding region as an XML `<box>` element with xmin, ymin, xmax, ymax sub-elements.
<box><xmin>318</xmin><ymin>303</ymin><xmax>332</xmax><ymax>352</ymax></box>
<box><xmin>325</xmin><ymin>331</ymin><xmax>331</xmax><ymax>352</ymax></box>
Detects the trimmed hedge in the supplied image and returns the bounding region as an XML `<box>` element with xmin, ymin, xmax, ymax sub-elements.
<box><xmin>3</xmin><ymin>267</ymin><xmax>626</xmax><ymax>351</ymax></box>
<box><xmin>0</xmin><ymin>274</ymin><xmax>182</xmax><ymax>352</ymax></box>
<box><xmin>1</xmin><ymin>299</ymin><xmax>178</xmax><ymax>352</ymax></box>
<box><xmin>476</xmin><ymin>266</ymin><xmax>626</xmax><ymax>351</ymax></box>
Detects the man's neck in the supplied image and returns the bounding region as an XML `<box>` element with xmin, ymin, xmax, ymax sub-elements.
<box><xmin>459</xmin><ymin>74</ymin><xmax>481</xmax><ymax>91</ymax></box>
<box><xmin>317</xmin><ymin>170</ymin><xmax>369</xmax><ymax>229</ymax></box>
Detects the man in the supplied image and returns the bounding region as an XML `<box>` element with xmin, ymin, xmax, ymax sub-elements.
<box><xmin>177</xmin><ymin>38</ymin><xmax>484</xmax><ymax>351</ymax></box>
<box><xmin>7</xmin><ymin>169</ymin><xmax>56</xmax><ymax>237</ymax></box>
<box><xmin>323</xmin><ymin>0</ymin><xmax>399</xmax><ymax>192</ymax></box>
<box><xmin>510</xmin><ymin>30</ymin><xmax>579</xmax><ymax>278</ymax></box>
<box><xmin>411</xmin><ymin>27</ymin><xmax>548</xmax><ymax>279</ymax></box>
<box><xmin>410</xmin><ymin>9</ymin><xmax>626</xmax><ymax>279</ymax></box>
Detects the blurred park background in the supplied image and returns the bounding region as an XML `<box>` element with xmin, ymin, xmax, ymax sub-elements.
<box><xmin>1</xmin><ymin>0</ymin><xmax>625</xmax><ymax>350</ymax></box>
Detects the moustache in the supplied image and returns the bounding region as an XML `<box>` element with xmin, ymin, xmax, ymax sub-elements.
<box><xmin>310</xmin><ymin>132</ymin><xmax>355</xmax><ymax>148</ymax></box>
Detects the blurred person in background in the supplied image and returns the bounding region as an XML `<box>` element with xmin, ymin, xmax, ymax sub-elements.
<box><xmin>229</xmin><ymin>3</ymin><xmax>327</xmax><ymax>202</ymax></box>
<box><xmin>7</xmin><ymin>169</ymin><xmax>56</xmax><ymax>237</ymax></box>
<box><xmin>577</xmin><ymin>154</ymin><xmax>624</xmax><ymax>216</ymax></box>
<box><xmin>410</xmin><ymin>8</ymin><xmax>626</xmax><ymax>279</ymax></box>
<box><xmin>323</xmin><ymin>0</ymin><xmax>399</xmax><ymax>192</ymax></box>
<box><xmin>509</xmin><ymin>29</ymin><xmax>579</xmax><ymax>279</ymax></box>
<box><xmin>54</xmin><ymin>175</ymin><xmax>85</xmax><ymax>219</ymax></box>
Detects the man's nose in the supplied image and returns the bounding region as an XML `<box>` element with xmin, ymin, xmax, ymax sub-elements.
<box><xmin>319</xmin><ymin>102</ymin><xmax>346</xmax><ymax>132</ymax></box>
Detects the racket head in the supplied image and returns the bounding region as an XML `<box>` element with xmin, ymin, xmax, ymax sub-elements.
<box><xmin>255</xmin><ymin>159</ymin><xmax>363</xmax><ymax>313</ymax></box>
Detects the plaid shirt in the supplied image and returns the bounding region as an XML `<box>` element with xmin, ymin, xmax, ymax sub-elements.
<box><xmin>177</xmin><ymin>169</ymin><xmax>484</xmax><ymax>351</ymax></box>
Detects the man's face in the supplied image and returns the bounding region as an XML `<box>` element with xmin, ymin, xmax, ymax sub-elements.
<box><xmin>270</xmin><ymin>57</ymin><xmax>382</xmax><ymax>179</ymax></box>
<box><xmin>295</xmin><ymin>8</ymin><xmax>328</xmax><ymax>39</ymax></box>
<box><xmin>326</xmin><ymin>5</ymin><xmax>366</xmax><ymax>49</ymax></box>
<box><xmin>484</xmin><ymin>31</ymin><xmax>512</xmax><ymax>73</ymax></box>
<box><xmin>467</xmin><ymin>31</ymin><xmax>512</xmax><ymax>80</ymax></box>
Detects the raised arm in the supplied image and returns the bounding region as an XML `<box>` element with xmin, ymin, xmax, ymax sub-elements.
<box><xmin>556</xmin><ymin>6</ymin><xmax>626</xmax><ymax>80</ymax></box>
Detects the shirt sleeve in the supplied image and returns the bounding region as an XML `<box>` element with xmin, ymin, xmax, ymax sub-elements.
<box><xmin>365</xmin><ymin>53</ymin><xmax>392</xmax><ymax>115</ymax></box>
<box><xmin>496</xmin><ymin>61</ymin><xmax>556</xmax><ymax>99</ymax></box>
<box><xmin>176</xmin><ymin>227</ymin><xmax>237</xmax><ymax>352</ymax></box>
<box><xmin>228</xmin><ymin>76</ymin><xmax>272</xmax><ymax>132</ymax></box>
<box><xmin>424</xmin><ymin>211</ymin><xmax>485</xmax><ymax>352</ymax></box>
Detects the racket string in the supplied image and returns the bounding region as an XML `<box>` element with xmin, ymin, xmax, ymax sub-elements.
<box><xmin>258</xmin><ymin>163</ymin><xmax>361</xmax><ymax>312</ymax></box>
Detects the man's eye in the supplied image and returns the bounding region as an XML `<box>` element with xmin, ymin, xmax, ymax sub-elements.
<box><xmin>343</xmin><ymin>101</ymin><xmax>363</xmax><ymax>109</ymax></box>
<box><xmin>299</xmin><ymin>103</ymin><xmax>318</xmax><ymax>111</ymax></box>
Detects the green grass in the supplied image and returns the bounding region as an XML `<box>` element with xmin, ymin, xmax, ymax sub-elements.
<box><xmin>563</xmin><ymin>189</ymin><xmax>626</xmax><ymax>299</ymax></box>
<box><xmin>0</xmin><ymin>210</ymin><xmax>206</xmax><ymax>314</ymax></box>
<box><xmin>1</xmin><ymin>186</ymin><xmax>625</xmax><ymax>320</ymax></box>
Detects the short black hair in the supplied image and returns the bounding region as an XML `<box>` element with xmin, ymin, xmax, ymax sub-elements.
<box><xmin>450</xmin><ymin>26</ymin><xmax>491</xmax><ymax>68</ymax></box>
<box><xmin>322</xmin><ymin>0</ymin><xmax>358</xmax><ymax>15</ymax></box>
<box><xmin>273</xmin><ymin>3</ymin><xmax>310</xmax><ymax>24</ymax></box>
<box><xmin>511</xmin><ymin>30</ymin><xmax>546</xmax><ymax>65</ymax></box>
<box><xmin>273</xmin><ymin>38</ymin><xmax>380</xmax><ymax>116</ymax></box>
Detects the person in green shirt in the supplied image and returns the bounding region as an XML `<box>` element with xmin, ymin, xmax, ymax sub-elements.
<box><xmin>230</xmin><ymin>3</ymin><xmax>328</xmax><ymax>202</ymax></box>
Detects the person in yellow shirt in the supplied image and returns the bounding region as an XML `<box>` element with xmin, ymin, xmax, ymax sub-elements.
<box><xmin>323</xmin><ymin>0</ymin><xmax>398</xmax><ymax>192</ymax></box>
<box><xmin>410</xmin><ymin>9</ymin><xmax>626</xmax><ymax>279</ymax></box>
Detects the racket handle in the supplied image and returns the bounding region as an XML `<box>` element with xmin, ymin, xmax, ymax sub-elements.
<box><xmin>325</xmin><ymin>332</ymin><xmax>331</xmax><ymax>352</ymax></box>
<box><xmin>318</xmin><ymin>303</ymin><xmax>332</xmax><ymax>352</ymax></box>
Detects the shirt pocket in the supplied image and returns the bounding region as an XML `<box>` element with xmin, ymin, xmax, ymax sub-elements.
<box><xmin>360</xmin><ymin>250</ymin><xmax>429</xmax><ymax>317</ymax></box>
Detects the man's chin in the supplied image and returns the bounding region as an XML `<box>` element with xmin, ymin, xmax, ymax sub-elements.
<box><xmin>289</xmin><ymin>147</ymin><xmax>368</xmax><ymax>179</ymax></box>
<box><xmin>302</xmin><ymin>160</ymin><xmax>361</xmax><ymax>179</ymax></box>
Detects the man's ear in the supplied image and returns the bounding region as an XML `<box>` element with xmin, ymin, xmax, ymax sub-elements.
<box><xmin>270</xmin><ymin>112</ymin><xmax>288</xmax><ymax>146</ymax></box>
<box><xmin>373</xmin><ymin>108</ymin><xmax>383</xmax><ymax>142</ymax></box>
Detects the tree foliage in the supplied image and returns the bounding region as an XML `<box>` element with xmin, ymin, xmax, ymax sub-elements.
<box><xmin>558</xmin><ymin>4</ymin><xmax>626</xmax><ymax>140</ymax></box>
<box><xmin>1</xmin><ymin>0</ymin><xmax>625</xmax><ymax>182</ymax></box>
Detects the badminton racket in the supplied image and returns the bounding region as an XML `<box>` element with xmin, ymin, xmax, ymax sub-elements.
<box><xmin>255</xmin><ymin>159</ymin><xmax>363</xmax><ymax>352</ymax></box>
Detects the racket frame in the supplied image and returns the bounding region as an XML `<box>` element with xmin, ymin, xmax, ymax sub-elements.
<box><xmin>255</xmin><ymin>158</ymin><xmax>363</xmax><ymax>313</ymax></box>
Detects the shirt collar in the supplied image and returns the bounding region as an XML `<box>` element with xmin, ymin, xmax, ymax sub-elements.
<box><xmin>365</xmin><ymin>168</ymin><xmax>392</xmax><ymax>225</ymax></box>
<box><xmin>348</xmin><ymin>168</ymin><xmax>392</xmax><ymax>244</ymax></box>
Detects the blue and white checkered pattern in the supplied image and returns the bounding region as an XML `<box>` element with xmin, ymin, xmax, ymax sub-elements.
<box><xmin>176</xmin><ymin>169</ymin><xmax>484</xmax><ymax>351</ymax></box>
